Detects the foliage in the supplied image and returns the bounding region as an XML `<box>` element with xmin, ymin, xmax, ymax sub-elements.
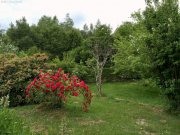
<box><xmin>0</xmin><ymin>109</ymin><xmax>33</xmax><ymax>135</ymax></box>
<box><xmin>143</xmin><ymin>0</ymin><xmax>180</xmax><ymax>110</ymax></box>
<box><xmin>6</xmin><ymin>17</ymin><xmax>35</xmax><ymax>50</ymax></box>
<box><xmin>25</xmin><ymin>68</ymin><xmax>93</xmax><ymax>112</ymax></box>
<box><xmin>25</xmin><ymin>46</ymin><xmax>44</xmax><ymax>55</ymax></box>
<box><xmin>6</xmin><ymin>15</ymin><xmax>83</xmax><ymax>59</ymax></box>
<box><xmin>73</xmin><ymin>44</ymin><xmax>92</xmax><ymax>64</ymax></box>
<box><xmin>139</xmin><ymin>78</ymin><xmax>157</xmax><ymax>88</ymax></box>
<box><xmin>0</xmin><ymin>39</ymin><xmax>18</xmax><ymax>54</ymax></box>
<box><xmin>72</xmin><ymin>63</ymin><xmax>92</xmax><ymax>82</ymax></box>
<box><xmin>51</xmin><ymin>52</ymin><xmax>94</xmax><ymax>82</ymax></box>
<box><xmin>0</xmin><ymin>53</ymin><xmax>48</xmax><ymax>106</ymax></box>
<box><xmin>61</xmin><ymin>13</ymin><xmax>74</xmax><ymax>28</ymax></box>
<box><xmin>113</xmin><ymin>21</ymin><xmax>151</xmax><ymax>79</ymax></box>
<box><xmin>35</xmin><ymin>15</ymin><xmax>83</xmax><ymax>58</ymax></box>
<box><xmin>51</xmin><ymin>54</ymin><xmax>76</xmax><ymax>73</ymax></box>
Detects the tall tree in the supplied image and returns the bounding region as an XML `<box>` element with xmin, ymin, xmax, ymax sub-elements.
<box><xmin>113</xmin><ymin>21</ymin><xmax>151</xmax><ymax>79</ymax></box>
<box><xmin>0</xmin><ymin>29</ymin><xmax>3</xmax><ymax>37</ymax></box>
<box><xmin>34</xmin><ymin>15</ymin><xmax>66</xmax><ymax>57</ymax></box>
<box><xmin>7</xmin><ymin>17</ymin><xmax>34</xmax><ymax>50</ymax></box>
<box><xmin>143</xmin><ymin>0</ymin><xmax>180</xmax><ymax>110</ymax></box>
<box><xmin>31</xmin><ymin>15</ymin><xmax>82</xmax><ymax>58</ymax></box>
<box><xmin>88</xmin><ymin>22</ymin><xmax>114</xmax><ymax>96</ymax></box>
<box><xmin>6</xmin><ymin>15</ymin><xmax>82</xmax><ymax>58</ymax></box>
<box><xmin>62</xmin><ymin>13</ymin><xmax>74</xmax><ymax>28</ymax></box>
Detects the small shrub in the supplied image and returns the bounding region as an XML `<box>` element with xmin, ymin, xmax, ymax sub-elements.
<box><xmin>0</xmin><ymin>40</ymin><xmax>18</xmax><ymax>54</ymax></box>
<box><xmin>72</xmin><ymin>63</ymin><xmax>94</xmax><ymax>82</ymax></box>
<box><xmin>51</xmin><ymin>57</ymin><xmax>75</xmax><ymax>73</ymax></box>
<box><xmin>139</xmin><ymin>78</ymin><xmax>157</xmax><ymax>87</ymax></box>
<box><xmin>0</xmin><ymin>95</ymin><xmax>9</xmax><ymax>109</ymax></box>
<box><xmin>51</xmin><ymin>57</ymin><xmax>94</xmax><ymax>82</ymax></box>
<box><xmin>26</xmin><ymin>68</ymin><xmax>93</xmax><ymax>112</ymax></box>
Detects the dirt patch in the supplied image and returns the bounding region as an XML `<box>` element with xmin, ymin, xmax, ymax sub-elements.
<box><xmin>79</xmin><ymin>119</ymin><xmax>106</xmax><ymax>126</ymax></box>
<box><xmin>114</xmin><ymin>97</ymin><xmax>125</xmax><ymax>101</ymax></box>
<box><xmin>152</xmin><ymin>107</ymin><xmax>163</xmax><ymax>113</ymax></box>
<box><xmin>137</xmin><ymin>119</ymin><xmax>157</xmax><ymax>135</ymax></box>
<box><xmin>140</xmin><ymin>131</ymin><xmax>156</xmax><ymax>135</ymax></box>
<box><xmin>136</xmin><ymin>119</ymin><xmax>148</xmax><ymax>126</ymax></box>
<box><xmin>160</xmin><ymin>119</ymin><xmax>167</xmax><ymax>124</ymax></box>
<box><xmin>139</xmin><ymin>131</ymin><xmax>157</xmax><ymax>135</ymax></box>
<box><xmin>31</xmin><ymin>124</ymin><xmax>47</xmax><ymax>134</ymax></box>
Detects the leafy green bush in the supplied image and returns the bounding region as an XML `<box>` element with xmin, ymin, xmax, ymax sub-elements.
<box><xmin>25</xmin><ymin>46</ymin><xmax>44</xmax><ymax>55</ymax></box>
<box><xmin>139</xmin><ymin>78</ymin><xmax>157</xmax><ymax>88</ymax></box>
<box><xmin>51</xmin><ymin>57</ymin><xmax>95</xmax><ymax>82</ymax></box>
<box><xmin>72</xmin><ymin>63</ymin><xmax>94</xmax><ymax>82</ymax></box>
<box><xmin>51</xmin><ymin>57</ymin><xmax>75</xmax><ymax>73</ymax></box>
<box><xmin>0</xmin><ymin>109</ymin><xmax>32</xmax><ymax>135</ymax></box>
<box><xmin>0</xmin><ymin>39</ymin><xmax>18</xmax><ymax>54</ymax></box>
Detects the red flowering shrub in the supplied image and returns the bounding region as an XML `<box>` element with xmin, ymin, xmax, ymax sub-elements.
<box><xmin>26</xmin><ymin>68</ymin><xmax>93</xmax><ymax>112</ymax></box>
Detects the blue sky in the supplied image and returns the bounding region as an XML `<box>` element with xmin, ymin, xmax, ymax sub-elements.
<box><xmin>0</xmin><ymin>0</ymin><xmax>146</xmax><ymax>30</ymax></box>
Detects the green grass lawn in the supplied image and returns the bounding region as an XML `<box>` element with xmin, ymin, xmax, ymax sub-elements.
<box><xmin>13</xmin><ymin>82</ymin><xmax>180</xmax><ymax>135</ymax></box>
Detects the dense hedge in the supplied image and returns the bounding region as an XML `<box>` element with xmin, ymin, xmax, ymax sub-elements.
<box><xmin>0</xmin><ymin>53</ymin><xmax>49</xmax><ymax>106</ymax></box>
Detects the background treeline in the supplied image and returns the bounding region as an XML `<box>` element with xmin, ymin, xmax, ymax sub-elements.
<box><xmin>0</xmin><ymin>0</ymin><xmax>179</xmax><ymax>110</ymax></box>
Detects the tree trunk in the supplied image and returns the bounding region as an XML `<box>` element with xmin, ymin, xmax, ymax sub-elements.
<box><xmin>95</xmin><ymin>63</ymin><xmax>103</xmax><ymax>96</ymax></box>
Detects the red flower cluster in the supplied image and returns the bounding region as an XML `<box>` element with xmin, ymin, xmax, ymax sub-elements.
<box><xmin>26</xmin><ymin>68</ymin><xmax>92</xmax><ymax>112</ymax></box>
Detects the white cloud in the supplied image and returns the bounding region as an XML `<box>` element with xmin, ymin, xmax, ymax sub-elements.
<box><xmin>0</xmin><ymin>0</ymin><xmax>146</xmax><ymax>30</ymax></box>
